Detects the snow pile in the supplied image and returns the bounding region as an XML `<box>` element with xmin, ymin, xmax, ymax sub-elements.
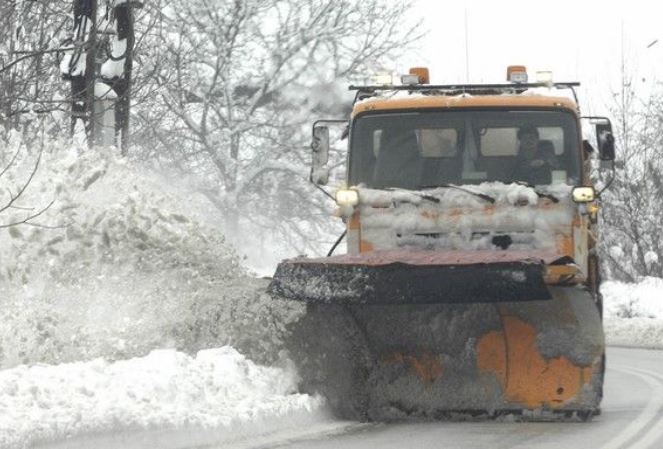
<box><xmin>0</xmin><ymin>134</ymin><xmax>303</xmax><ymax>368</ymax></box>
<box><xmin>602</xmin><ymin>277</ymin><xmax>663</xmax><ymax>349</ymax></box>
<box><xmin>0</xmin><ymin>347</ymin><xmax>327</xmax><ymax>449</ymax></box>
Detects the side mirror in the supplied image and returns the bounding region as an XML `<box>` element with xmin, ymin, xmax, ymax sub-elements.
<box><xmin>581</xmin><ymin>116</ymin><xmax>617</xmax><ymax>162</ymax></box>
<box><xmin>598</xmin><ymin>131</ymin><xmax>616</xmax><ymax>161</ymax></box>
<box><xmin>580</xmin><ymin>116</ymin><xmax>617</xmax><ymax>196</ymax></box>
<box><xmin>311</xmin><ymin>125</ymin><xmax>330</xmax><ymax>185</ymax></box>
<box><xmin>592</xmin><ymin>119</ymin><xmax>615</xmax><ymax>162</ymax></box>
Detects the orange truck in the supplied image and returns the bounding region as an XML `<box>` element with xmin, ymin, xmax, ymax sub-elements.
<box><xmin>269</xmin><ymin>66</ymin><xmax>616</xmax><ymax>421</ymax></box>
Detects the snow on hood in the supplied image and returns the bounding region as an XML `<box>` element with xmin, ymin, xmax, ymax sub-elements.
<box><xmin>354</xmin><ymin>183</ymin><xmax>574</xmax><ymax>251</ymax></box>
<box><xmin>0</xmin><ymin>347</ymin><xmax>326</xmax><ymax>449</ymax></box>
<box><xmin>357</xmin><ymin>182</ymin><xmax>572</xmax><ymax>208</ymax></box>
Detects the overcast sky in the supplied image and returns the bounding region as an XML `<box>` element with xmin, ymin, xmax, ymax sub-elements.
<box><xmin>401</xmin><ymin>0</ymin><xmax>663</xmax><ymax>114</ymax></box>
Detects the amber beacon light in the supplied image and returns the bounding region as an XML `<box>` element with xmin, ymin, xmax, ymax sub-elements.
<box><xmin>409</xmin><ymin>67</ymin><xmax>430</xmax><ymax>84</ymax></box>
<box><xmin>507</xmin><ymin>65</ymin><xmax>528</xmax><ymax>83</ymax></box>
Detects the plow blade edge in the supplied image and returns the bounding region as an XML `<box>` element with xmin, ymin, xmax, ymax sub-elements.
<box><xmin>269</xmin><ymin>250</ymin><xmax>559</xmax><ymax>304</ymax></box>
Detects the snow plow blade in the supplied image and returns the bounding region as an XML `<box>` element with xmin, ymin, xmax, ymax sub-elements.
<box><xmin>270</xmin><ymin>250</ymin><xmax>604</xmax><ymax>421</ymax></box>
<box><xmin>268</xmin><ymin>250</ymin><xmax>558</xmax><ymax>305</ymax></box>
<box><xmin>280</xmin><ymin>289</ymin><xmax>605</xmax><ymax>421</ymax></box>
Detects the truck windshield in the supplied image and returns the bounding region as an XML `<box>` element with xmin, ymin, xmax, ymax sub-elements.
<box><xmin>349</xmin><ymin>110</ymin><xmax>581</xmax><ymax>189</ymax></box>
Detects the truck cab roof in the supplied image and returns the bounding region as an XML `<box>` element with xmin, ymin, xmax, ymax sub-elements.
<box><xmin>352</xmin><ymin>93</ymin><xmax>579</xmax><ymax>118</ymax></box>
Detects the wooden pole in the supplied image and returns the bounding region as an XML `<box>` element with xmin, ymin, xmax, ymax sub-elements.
<box><xmin>113</xmin><ymin>1</ymin><xmax>135</xmax><ymax>155</ymax></box>
<box><xmin>69</xmin><ymin>0</ymin><xmax>97</xmax><ymax>147</ymax></box>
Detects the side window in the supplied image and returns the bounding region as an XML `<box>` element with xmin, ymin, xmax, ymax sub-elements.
<box><xmin>418</xmin><ymin>128</ymin><xmax>458</xmax><ymax>158</ymax></box>
<box><xmin>480</xmin><ymin>128</ymin><xmax>519</xmax><ymax>156</ymax></box>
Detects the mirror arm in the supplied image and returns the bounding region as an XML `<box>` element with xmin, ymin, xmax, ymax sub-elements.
<box><xmin>327</xmin><ymin>230</ymin><xmax>347</xmax><ymax>257</ymax></box>
<box><xmin>596</xmin><ymin>161</ymin><xmax>616</xmax><ymax>198</ymax></box>
<box><xmin>313</xmin><ymin>182</ymin><xmax>335</xmax><ymax>201</ymax></box>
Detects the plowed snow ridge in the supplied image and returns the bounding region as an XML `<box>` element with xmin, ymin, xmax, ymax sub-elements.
<box><xmin>0</xmin><ymin>347</ymin><xmax>327</xmax><ymax>449</ymax></box>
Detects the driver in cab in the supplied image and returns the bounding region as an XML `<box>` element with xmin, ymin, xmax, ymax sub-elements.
<box><xmin>512</xmin><ymin>124</ymin><xmax>558</xmax><ymax>184</ymax></box>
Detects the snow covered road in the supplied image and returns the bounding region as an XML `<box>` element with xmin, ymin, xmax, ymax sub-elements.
<box><xmin>253</xmin><ymin>347</ymin><xmax>663</xmax><ymax>449</ymax></box>
<box><xmin>26</xmin><ymin>347</ymin><xmax>663</xmax><ymax>449</ymax></box>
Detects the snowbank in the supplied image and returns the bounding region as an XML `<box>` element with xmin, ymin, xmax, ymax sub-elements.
<box><xmin>604</xmin><ymin>318</ymin><xmax>663</xmax><ymax>349</ymax></box>
<box><xmin>0</xmin><ymin>347</ymin><xmax>328</xmax><ymax>449</ymax></box>
<box><xmin>602</xmin><ymin>277</ymin><xmax>663</xmax><ymax>349</ymax></box>
<box><xmin>0</xmin><ymin>135</ymin><xmax>326</xmax><ymax>448</ymax></box>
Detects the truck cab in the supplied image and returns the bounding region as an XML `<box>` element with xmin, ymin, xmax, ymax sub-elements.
<box><xmin>313</xmin><ymin>67</ymin><xmax>615</xmax><ymax>290</ymax></box>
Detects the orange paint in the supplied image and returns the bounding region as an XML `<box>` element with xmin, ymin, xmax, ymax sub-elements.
<box><xmin>476</xmin><ymin>330</ymin><xmax>508</xmax><ymax>386</ymax></box>
<box><xmin>447</xmin><ymin>208</ymin><xmax>464</xmax><ymax>218</ymax></box>
<box><xmin>348</xmin><ymin>213</ymin><xmax>361</xmax><ymax>230</ymax></box>
<box><xmin>544</xmin><ymin>265</ymin><xmax>583</xmax><ymax>284</ymax></box>
<box><xmin>359</xmin><ymin>240</ymin><xmax>374</xmax><ymax>253</ymax></box>
<box><xmin>385</xmin><ymin>352</ymin><xmax>444</xmax><ymax>384</ymax></box>
<box><xmin>477</xmin><ymin>315</ymin><xmax>593</xmax><ymax>409</ymax></box>
<box><xmin>482</xmin><ymin>205</ymin><xmax>496</xmax><ymax>215</ymax></box>
<box><xmin>555</xmin><ymin>234</ymin><xmax>574</xmax><ymax>257</ymax></box>
<box><xmin>352</xmin><ymin>95</ymin><xmax>578</xmax><ymax>117</ymax></box>
<box><xmin>420</xmin><ymin>210</ymin><xmax>440</xmax><ymax>220</ymax></box>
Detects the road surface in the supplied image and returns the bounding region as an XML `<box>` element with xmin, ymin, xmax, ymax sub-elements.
<box><xmin>253</xmin><ymin>346</ymin><xmax>663</xmax><ymax>449</ymax></box>
<box><xmin>38</xmin><ymin>347</ymin><xmax>663</xmax><ymax>449</ymax></box>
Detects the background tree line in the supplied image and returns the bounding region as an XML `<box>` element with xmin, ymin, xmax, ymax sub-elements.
<box><xmin>599</xmin><ymin>64</ymin><xmax>663</xmax><ymax>281</ymax></box>
<box><xmin>1</xmin><ymin>0</ymin><xmax>419</xmax><ymax>267</ymax></box>
<box><xmin>2</xmin><ymin>0</ymin><xmax>662</xmax><ymax>280</ymax></box>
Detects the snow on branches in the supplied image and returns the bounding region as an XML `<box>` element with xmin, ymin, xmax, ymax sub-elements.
<box><xmin>599</xmin><ymin>70</ymin><xmax>663</xmax><ymax>280</ymax></box>
<box><xmin>132</xmin><ymin>0</ymin><xmax>421</xmax><ymax>262</ymax></box>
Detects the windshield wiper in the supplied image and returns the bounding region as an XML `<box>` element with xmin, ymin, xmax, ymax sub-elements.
<box><xmin>383</xmin><ymin>187</ymin><xmax>441</xmax><ymax>203</ymax></box>
<box><xmin>513</xmin><ymin>181</ymin><xmax>560</xmax><ymax>203</ymax></box>
<box><xmin>419</xmin><ymin>184</ymin><xmax>496</xmax><ymax>204</ymax></box>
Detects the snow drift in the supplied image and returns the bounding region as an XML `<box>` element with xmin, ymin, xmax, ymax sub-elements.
<box><xmin>0</xmin><ymin>135</ymin><xmax>331</xmax><ymax>448</ymax></box>
<box><xmin>602</xmin><ymin>277</ymin><xmax>663</xmax><ymax>349</ymax></box>
<box><xmin>0</xmin><ymin>347</ymin><xmax>328</xmax><ymax>449</ymax></box>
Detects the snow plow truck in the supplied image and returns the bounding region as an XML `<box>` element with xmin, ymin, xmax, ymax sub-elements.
<box><xmin>268</xmin><ymin>66</ymin><xmax>616</xmax><ymax>421</ymax></box>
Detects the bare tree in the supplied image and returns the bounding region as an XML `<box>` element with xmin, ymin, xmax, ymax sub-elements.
<box><xmin>1</xmin><ymin>0</ymin><xmax>423</xmax><ymax>257</ymax></box>
<box><xmin>133</xmin><ymin>0</ymin><xmax>422</xmax><ymax>252</ymax></box>
<box><xmin>1</xmin><ymin>0</ymin><xmax>146</xmax><ymax>149</ymax></box>
<box><xmin>0</xmin><ymin>0</ymin><xmax>71</xmax><ymax>141</ymax></box>
<box><xmin>600</xmin><ymin>66</ymin><xmax>663</xmax><ymax>280</ymax></box>
<box><xmin>0</xmin><ymin>143</ymin><xmax>52</xmax><ymax>228</ymax></box>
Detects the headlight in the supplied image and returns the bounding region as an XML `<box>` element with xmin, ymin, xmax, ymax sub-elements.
<box><xmin>572</xmin><ymin>186</ymin><xmax>596</xmax><ymax>203</ymax></box>
<box><xmin>335</xmin><ymin>189</ymin><xmax>359</xmax><ymax>207</ymax></box>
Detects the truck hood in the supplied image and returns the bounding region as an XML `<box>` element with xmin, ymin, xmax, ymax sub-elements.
<box><xmin>354</xmin><ymin>183</ymin><xmax>575</xmax><ymax>252</ymax></box>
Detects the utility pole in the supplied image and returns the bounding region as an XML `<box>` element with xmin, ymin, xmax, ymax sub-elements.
<box><xmin>106</xmin><ymin>0</ymin><xmax>138</xmax><ymax>155</ymax></box>
<box><xmin>63</xmin><ymin>0</ymin><xmax>97</xmax><ymax>145</ymax></box>
<box><xmin>62</xmin><ymin>0</ymin><xmax>139</xmax><ymax>153</ymax></box>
